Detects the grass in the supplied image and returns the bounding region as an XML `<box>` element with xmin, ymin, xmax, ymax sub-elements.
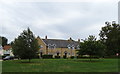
<box><xmin>2</xmin><ymin>59</ymin><xmax>119</xmax><ymax>72</ymax></box>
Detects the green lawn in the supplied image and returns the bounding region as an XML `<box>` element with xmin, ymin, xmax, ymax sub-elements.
<box><xmin>2</xmin><ymin>59</ymin><xmax>119</xmax><ymax>72</ymax></box>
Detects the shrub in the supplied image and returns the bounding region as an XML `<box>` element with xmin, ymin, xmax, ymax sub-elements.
<box><xmin>55</xmin><ymin>56</ymin><xmax>60</xmax><ymax>59</ymax></box>
<box><xmin>42</xmin><ymin>55</ymin><xmax>53</xmax><ymax>59</ymax></box>
<box><xmin>34</xmin><ymin>54</ymin><xmax>39</xmax><ymax>59</ymax></box>
<box><xmin>77</xmin><ymin>56</ymin><xmax>99</xmax><ymax>59</ymax></box>
<box><xmin>104</xmin><ymin>55</ymin><xmax>119</xmax><ymax>59</ymax></box>
<box><xmin>63</xmin><ymin>55</ymin><xmax>67</xmax><ymax>59</ymax></box>
<box><xmin>2</xmin><ymin>55</ymin><xmax>6</xmax><ymax>59</ymax></box>
<box><xmin>70</xmin><ymin>56</ymin><xmax>74</xmax><ymax>59</ymax></box>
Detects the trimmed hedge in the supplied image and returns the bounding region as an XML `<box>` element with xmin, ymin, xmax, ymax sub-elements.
<box><xmin>70</xmin><ymin>56</ymin><xmax>75</xmax><ymax>59</ymax></box>
<box><xmin>63</xmin><ymin>55</ymin><xmax>67</xmax><ymax>59</ymax></box>
<box><xmin>55</xmin><ymin>56</ymin><xmax>60</xmax><ymax>59</ymax></box>
<box><xmin>104</xmin><ymin>55</ymin><xmax>119</xmax><ymax>59</ymax></box>
<box><xmin>42</xmin><ymin>55</ymin><xmax>53</xmax><ymax>59</ymax></box>
<box><xmin>34</xmin><ymin>54</ymin><xmax>39</xmax><ymax>59</ymax></box>
<box><xmin>77</xmin><ymin>56</ymin><xmax>99</xmax><ymax>59</ymax></box>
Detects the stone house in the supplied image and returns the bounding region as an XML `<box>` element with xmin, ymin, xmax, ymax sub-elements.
<box><xmin>3</xmin><ymin>45</ymin><xmax>13</xmax><ymax>56</ymax></box>
<box><xmin>37</xmin><ymin>36</ymin><xmax>80</xmax><ymax>58</ymax></box>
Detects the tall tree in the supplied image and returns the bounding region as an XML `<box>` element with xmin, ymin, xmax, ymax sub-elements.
<box><xmin>12</xmin><ymin>28</ymin><xmax>39</xmax><ymax>62</ymax></box>
<box><xmin>99</xmin><ymin>21</ymin><xmax>120</xmax><ymax>56</ymax></box>
<box><xmin>77</xmin><ymin>35</ymin><xmax>105</xmax><ymax>61</ymax></box>
<box><xmin>0</xmin><ymin>36</ymin><xmax>8</xmax><ymax>47</ymax></box>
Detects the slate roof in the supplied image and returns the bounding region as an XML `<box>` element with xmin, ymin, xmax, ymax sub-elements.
<box><xmin>42</xmin><ymin>39</ymin><xmax>79</xmax><ymax>48</ymax></box>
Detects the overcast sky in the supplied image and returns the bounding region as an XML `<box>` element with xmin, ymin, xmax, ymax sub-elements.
<box><xmin>0</xmin><ymin>0</ymin><xmax>119</xmax><ymax>43</ymax></box>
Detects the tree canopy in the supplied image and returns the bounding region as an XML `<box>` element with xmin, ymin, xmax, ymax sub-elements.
<box><xmin>99</xmin><ymin>21</ymin><xmax>120</xmax><ymax>56</ymax></box>
<box><xmin>12</xmin><ymin>28</ymin><xmax>39</xmax><ymax>62</ymax></box>
<box><xmin>0</xmin><ymin>36</ymin><xmax>8</xmax><ymax>47</ymax></box>
<box><xmin>77</xmin><ymin>35</ymin><xmax>105</xmax><ymax>60</ymax></box>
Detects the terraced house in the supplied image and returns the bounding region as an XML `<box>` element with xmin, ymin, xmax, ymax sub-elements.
<box><xmin>37</xmin><ymin>36</ymin><xmax>80</xmax><ymax>58</ymax></box>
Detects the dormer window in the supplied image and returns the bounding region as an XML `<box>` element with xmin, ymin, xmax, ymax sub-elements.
<box><xmin>53</xmin><ymin>44</ymin><xmax>56</xmax><ymax>49</ymax></box>
<box><xmin>68</xmin><ymin>47</ymin><xmax>71</xmax><ymax>49</ymax></box>
<box><xmin>72</xmin><ymin>45</ymin><xmax>75</xmax><ymax>49</ymax></box>
<box><xmin>48</xmin><ymin>44</ymin><xmax>51</xmax><ymax>49</ymax></box>
<box><xmin>72</xmin><ymin>46</ymin><xmax>74</xmax><ymax>49</ymax></box>
<box><xmin>67</xmin><ymin>44</ymin><xmax>71</xmax><ymax>49</ymax></box>
<box><xmin>48</xmin><ymin>44</ymin><xmax>56</xmax><ymax>49</ymax></box>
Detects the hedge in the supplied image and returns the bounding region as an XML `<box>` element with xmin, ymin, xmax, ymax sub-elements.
<box><xmin>42</xmin><ymin>55</ymin><xmax>53</xmax><ymax>59</ymax></box>
<box><xmin>55</xmin><ymin>56</ymin><xmax>60</xmax><ymax>59</ymax></box>
<box><xmin>70</xmin><ymin>56</ymin><xmax>75</xmax><ymax>59</ymax></box>
<box><xmin>63</xmin><ymin>55</ymin><xmax>67</xmax><ymax>59</ymax></box>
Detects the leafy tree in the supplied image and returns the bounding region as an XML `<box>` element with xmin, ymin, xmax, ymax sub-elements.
<box><xmin>12</xmin><ymin>28</ymin><xmax>39</xmax><ymax>62</ymax></box>
<box><xmin>77</xmin><ymin>35</ymin><xmax>105</xmax><ymax>61</ymax></box>
<box><xmin>99</xmin><ymin>21</ymin><xmax>120</xmax><ymax>56</ymax></box>
<box><xmin>0</xmin><ymin>36</ymin><xmax>8</xmax><ymax>47</ymax></box>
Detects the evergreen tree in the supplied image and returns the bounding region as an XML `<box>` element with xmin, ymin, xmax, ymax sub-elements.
<box><xmin>12</xmin><ymin>28</ymin><xmax>39</xmax><ymax>62</ymax></box>
<box><xmin>0</xmin><ymin>36</ymin><xmax>8</xmax><ymax>47</ymax></box>
<box><xmin>77</xmin><ymin>35</ymin><xmax>105</xmax><ymax>61</ymax></box>
<box><xmin>99</xmin><ymin>21</ymin><xmax>120</xmax><ymax>56</ymax></box>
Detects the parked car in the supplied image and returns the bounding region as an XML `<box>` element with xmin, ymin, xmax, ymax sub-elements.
<box><xmin>3</xmin><ymin>56</ymin><xmax>14</xmax><ymax>61</ymax></box>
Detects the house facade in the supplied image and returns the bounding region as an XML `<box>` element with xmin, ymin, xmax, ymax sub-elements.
<box><xmin>3</xmin><ymin>45</ymin><xmax>13</xmax><ymax>56</ymax></box>
<box><xmin>0</xmin><ymin>45</ymin><xmax>2</xmax><ymax>55</ymax></box>
<box><xmin>37</xmin><ymin>36</ymin><xmax>80</xmax><ymax>58</ymax></box>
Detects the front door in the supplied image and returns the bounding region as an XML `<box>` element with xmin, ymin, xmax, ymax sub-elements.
<box><xmin>64</xmin><ymin>51</ymin><xmax>67</xmax><ymax>58</ymax></box>
<box><xmin>40</xmin><ymin>52</ymin><xmax>43</xmax><ymax>58</ymax></box>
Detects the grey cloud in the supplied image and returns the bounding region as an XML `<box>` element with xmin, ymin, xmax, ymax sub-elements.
<box><xmin>0</xmin><ymin>1</ymin><xmax>118</xmax><ymax>43</ymax></box>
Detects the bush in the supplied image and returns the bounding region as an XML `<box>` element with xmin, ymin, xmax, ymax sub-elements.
<box><xmin>70</xmin><ymin>56</ymin><xmax>74</xmax><ymax>59</ymax></box>
<box><xmin>34</xmin><ymin>54</ymin><xmax>39</xmax><ymax>59</ymax></box>
<box><xmin>2</xmin><ymin>55</ymin><xmax>6</xmax><ymax>59</ymax></box>
<box><xmin>42</xmin><ymin>55</ymin><xmax>53</xmax><ymax>59</ymax></box>
<box><xmin>55</xmin><ymin>56</ymin><xmax>60</xmax><ymax>59</ymax></box>
<box><xmin>63</xmin><ymin>55</ymin><xmax>67</xmax><ymax>59</ymax></box>
<box><xmin>14</xmin><ymin>56</ymin><xmax>20</xmax><ymax>59</ymax></box>
<box><xmin>104</xmin><ymin>55</ymin><xmax>119</xmax><ymax>59</ymax></box>
<box><xmin>77</xmin><ymin>56</ymin><xmax>99</xmax><ymax>59</ymax></box>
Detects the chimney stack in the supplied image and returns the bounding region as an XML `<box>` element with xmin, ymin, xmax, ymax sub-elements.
<box><xmin>78</xmin><ymin>39</ymin><xmax>80</xmax><ymax>43</ymax></box>
<box><xmin>68</xmin><ymin>37</ymin><xmax>73</xmax><ymax>41</ymax></box>
<box><xmin>45</xmin><ymin>35</ymin><xmax>47</xmax><ymax>40</ymax></box>
<box><xmin>70</xmin><ymin>37</ymin><xmax>72</xmax><ymax>40</ymax></box>
<box><xmin>112</xmin><ymin>21</ymin><xmax>116</xmax><ymax>24</ymax></box>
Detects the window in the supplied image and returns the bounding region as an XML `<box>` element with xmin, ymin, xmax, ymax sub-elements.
<box><xmin>72</xmin><ymin>53</ymin><xmax>74</xmax><ymax>56</ymax></box>
<box><xmin>39</xmin><ymin>45</ymin><xmax>43</xmax><ymax>48</ymax></box>
<box><xmin>68</xmin><ymin>53</ymin><xmax>70</xmax><ymax>55</ymax></box>
<box><xmin>48</xmin><ymin>44</ymin><xmax>56</xmax><ymax>49</ymax></box>
<box><xmin>48</xmin><ymin>44</ymin><xmax>51</xmax><ymax>49</ymax></box>
<box><xmin>64</xmin><ymin>51</ymin><xmax>67</xmax><ymax>54</ymax></box>
<box><xmin>68</xmin><ymin>47</ymin><xmax>71</xmax><ymax>49</ymax></box>
<box><xmin>72</xmin><ymin>47</ymin><xmax>74</xmax><ymax>49</ymax></box>
<box><xmin>53</xmin><ymin>44</ymin><xmax>56</xmax><ymax>49</ymax></box>
<box><xmin>48</xmin><ymin>53</ymin><xmax>50</xmax><ymax>55</ymax></box>
<box><xmin>67</xmin><ymin>44</ymin><xmax>71</xmax><ymax>49</ymax></box>
<box><xmin>72</xmin><ymin>45</ymin><xmax>75</xmax><ymax>50</ymax></box>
